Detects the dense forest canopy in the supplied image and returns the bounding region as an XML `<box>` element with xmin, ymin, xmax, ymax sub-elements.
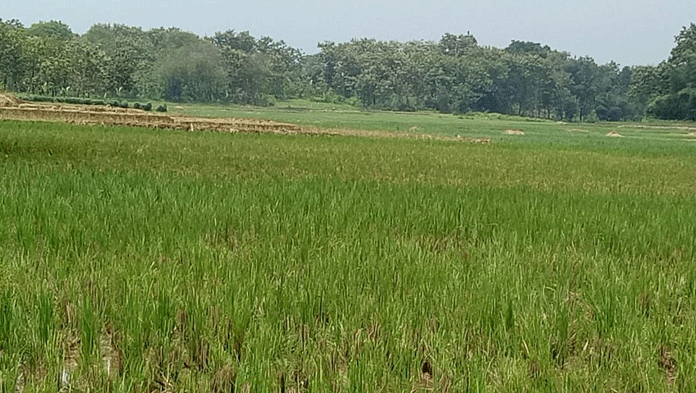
<box><xmin>1</xmin><ymin>18</ymin><xmax>695</xmax><ymax>121</ymax></box>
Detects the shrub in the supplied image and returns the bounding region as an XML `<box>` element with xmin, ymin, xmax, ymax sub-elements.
<box><xmin>26</xmin><ymin>96</ymin><xmax>48</xmax><ymax>102</ymax></box>
<box><xmin>346</xmin><ymin>96</ymin><xmax>362</xmax><ymax>108</ymax></box>
<box><xmin>259</xmin><ymin>95</ymin><xmax>277</xmax><ymax>107</ymax></box>
<box><xmin>119</xmin><ymin>102</ymin><xmax>129</xmax><ymax>109</ymax></box>
<box><xmin>133</xmin><ymin>103</ymin><xmax>142</xmax><ymax>110</ymax></box>
<box><xmin>156</xmin><ymin>104</ymin><xmax>168</xmax><ymax>112</ymax></box>
<box><xmin>311</xmin><ymin>90</ymin><xmax>344</xmax><ymax>104</ymax></box>
<box><xmin>142</xmin><ymin>103</ymin><xmax>152</xmax><ymax>111</ymax></box>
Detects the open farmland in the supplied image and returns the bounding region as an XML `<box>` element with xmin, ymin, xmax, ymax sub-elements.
<box><xmin>0</xmin><ymin>95</ymin><xmax>302</xmax><ymax>135</ymax></box>
<box><xmin>1</xmin><ymin>114</ymin><xmax>696</xmax><ymax>392</ymax></box>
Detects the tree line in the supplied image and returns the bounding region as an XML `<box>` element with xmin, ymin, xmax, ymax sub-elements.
<box><xmin>1</xmin><ymin>19</ymin><xmax>694</xmax><ymax>121</ymax></box>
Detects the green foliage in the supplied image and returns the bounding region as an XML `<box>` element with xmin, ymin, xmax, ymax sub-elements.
<box><xmin>439</xmin><ymin>32</ymin><xmax>478</xmax><ymax>56</ymax></box>
<box><xmin>0</xmin><ymin>19</ymin><xmax>27</xmax><ymax>92</ymax></box>
<box><xmin>505</xmin><ymin>40</ymin><xmax>552</xmax><ymax>57</ymax></box>
<box><xmin>156</xmin><ymin>104</ymin><xmax>167</xmax><ymax>112</ymax></box>
<box><xmin>211</xmin><ymin>30</ymin><xmax>302</xmax><ymax>105</ymax></box>
<box><xmin>83</xmin><ymin>24</ymin><xmax>155</xmax><ymax>96</ymax></box>
<box><xmin>310</xmin><ymin>89</ymin><xmax>345</xmax><ymax>104</ymax></box>
<box><xmin>642</xmin><ymin>24</ymin><xmax>696</xmax><ymax>120</ymax></box>
<box><xmin>130</xmin><ymin>102</ymin><xmax>153</xmax><ymax>111</ymax></box>
<box><xmin>314</xmin><ymin>36</ymin><xmax>635</xmax><ymax>119</ymax></box>
<box><xmin>258</xmin><ymin>94</ymin><xmax>277</xmax><ymax>107</ymax></box>
<box><xmin>25</xmin><ymin>95</ymin><xmax>55</xmax><ymax>103</ymax></box>
<box><xmin>595</xmin><ymin>64</ymin><xmax>639</xmax><ymax>121</ymax></box>
<box><xmin>23</xmin><ymin>95</ymin><xmax>113</xmax><ymax>107</ymax></box>
<box><xmin>155</xmin><ymin>40</ymin><xmax>227</xmax><ymax>102</ymax></box>
<box><xmin>26</xmin><ymin>20</ymin><xmax>75</xmax><ymax>40</ymax></box>
<box><xmin>647</xmin><ymin>88</ymin><xmax>696</xmax><ymax>120</ymax></box>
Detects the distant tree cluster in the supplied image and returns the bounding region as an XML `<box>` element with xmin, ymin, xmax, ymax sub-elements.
<box><xmin>1</xmin><ymin>18</ymin><xmax>694</xmax><ymax>121</ymax></box>
<box><xmin>0</xmin><ymin>20</ymin><xmax>301</xmax><ymax>105</ymax></box>
<box><xmin>311</xmin><ymin>35</ymin><xmax>639</xmax><ymax>121</ymax></box>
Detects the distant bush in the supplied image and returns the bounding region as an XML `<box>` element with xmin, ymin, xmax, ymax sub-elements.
<box><xmin>21</xmin><ymin>96</ymin><xmax>156</xmax><ymax>112</ymax></box>
<box><xmin>346</xmin><ymin>96</ymin><xmax>362</xmax><ymax>108</ymax></box>
<box><xmin>311</xmin><ymin>91</ymin><xmax>344</xmax><ymax>104</ymax></box>
<box><xmin>27</xmin><ymin>95</ymin><xmax>55</xmax><ymax>103</ymax></box>
<box><xmin>259</xmin><ymin>95</ymin><xmax>277</xmax><ymax>107</ymax></box>
<box><xmin>596</xmin><ymin>106</ymin><xmax>624</xmax><ymax>122</ymax></box>
<box><xmin>131</xmin><ymin>102</ymin><xmax>153</xmax><ymax>111</ymax></box>
<box><xmin>19</xmin><ymin>95</ymin><xmax>146</xmax><ymax>109</ymax></box>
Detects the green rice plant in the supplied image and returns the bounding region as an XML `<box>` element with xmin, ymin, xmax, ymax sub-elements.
<box><xmin>0</xmin><ymin>289</ymin><xmax>16</xmax><ymax>352</ymax></box>
<box><xmin>0</xmin><ymin>118</ymin><xmax>695</xmax><ymax>391</ymax></box>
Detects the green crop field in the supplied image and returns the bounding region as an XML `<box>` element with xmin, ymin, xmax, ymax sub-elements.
<box><xmin>173</xmin><ymin>99</ymin><xmax>696</xmax><ymax>149</ymax></box>
<box><xmin>1</xmin><ymin>112</ymin><xmax>696</xmax><ymax>392</ymax></box>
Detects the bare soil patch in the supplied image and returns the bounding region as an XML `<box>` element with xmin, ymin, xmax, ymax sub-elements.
<box><xmin>606</xmin><ymin>131</ymin><xmax>623</xmax><ymax>137</ymax></box>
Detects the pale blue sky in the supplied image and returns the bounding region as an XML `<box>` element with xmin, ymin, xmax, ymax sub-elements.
<box><xmin>4</xmin><ymin>0</ymin><xmax>695</xmax><ymax>66</ymax></box>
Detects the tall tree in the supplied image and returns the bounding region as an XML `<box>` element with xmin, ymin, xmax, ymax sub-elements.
<box><xmin>566</xmin><ymin>57</ymin><xmax>600</xmax><ymax>122</ymax></box>
<box><xmin>629</xmin><ymin>64</ymin><xmax>668</xmax><ymax>114</ymax></box>
<box><xmin>211</xmin><ymin>30</ymin><xmax>301</xmax><ymax>105</ymax></box>
<box><xmin>83</xmin><ymin>24</ymin><xmax>154</xmax><ymax>97</ymax></box>
<box><xmin>647</xmin><ymin>24</ymin><xmax>696</xmax><ymax>120</ymax></box>
<box><xmin>27</xmin><ymin>20</ymin><xmax>75</xmax><ymax>41</ymax></box>
<box><xmin>0</xmin><ymin>19</ymin><xmax>27</xmax><ymax>91</ymax></box>
<box><xmin>155</xmin><ymin>40</ymin><xmax>227</xmax><ymax>102</ymax></box>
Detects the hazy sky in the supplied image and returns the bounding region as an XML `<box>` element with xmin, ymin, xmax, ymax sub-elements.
<box><xmin>5</xmin><ymin>0</ymin><xmax>695</xmax><ymax>66</ymax></box>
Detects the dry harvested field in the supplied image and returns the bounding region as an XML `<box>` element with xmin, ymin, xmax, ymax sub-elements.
<box><xmin>0</xmin><ymin>94</ymin><xmax>491</xmax><ymax>143</ymax></box>
<box><xmin>0</xmin><ymin>94</ymin><xmax>300</xmax><ymax>134</ymax></box>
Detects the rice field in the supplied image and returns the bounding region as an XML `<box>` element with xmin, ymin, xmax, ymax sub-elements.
<box><xmin>1</xmin><ymin>116</ymin><xmax>696</xmax><ymax>392</ymax></box>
